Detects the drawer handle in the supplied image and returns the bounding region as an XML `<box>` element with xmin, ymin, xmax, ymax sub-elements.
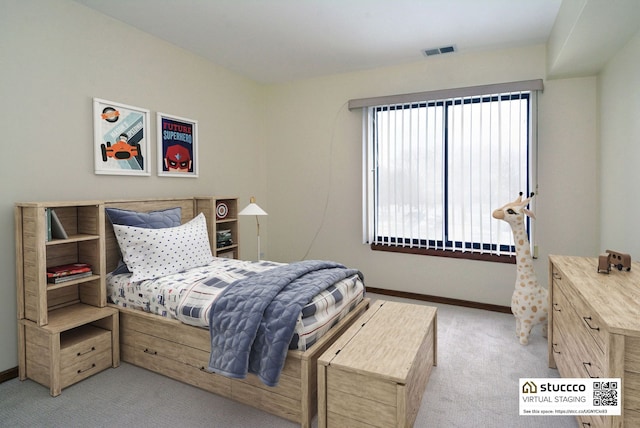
<box><xmin>553</xmin><ymin>272</ymin><xmax>562</xmax><ymax>280</ymax></box>
<box><xmin>552</xmin><ymin>303</ymin><xmax>561</xmax><ymax>312</ymax></box>
<box><xmin>582</xmin><ymin>423</ymin><xmax>591</xmax><ymax>427</ymax></box>
<box><xmin>77</xmin><ymin>363</ymin><xmax>96</xmax><ymax>374</ymax></box>
<box><xmin>143</xmin><ymin>348</ymin><xmax>158</xmax><ymax>355</ymax></box>
<box><xmin>77</xmin><ymin>346</ymin><xmax>96</xmax><ymax>357</ymax></box>
<box><xmin>583</xmin><ymin>317</ymin><xmax>600</xmax><ymax>331</ymax></box>
<box><xmin>582</xmin><ymin>362</ymin><xmax>598</xmax><ymax>378</ymax></box>
<box><xmin>552</xmin><ymin>343</ymin><xmax>561</xmax><ymax>354</ymax></box>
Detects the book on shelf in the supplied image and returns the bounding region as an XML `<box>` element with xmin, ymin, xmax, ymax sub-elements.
<box><xmin>47</xmin><ymin>271</ymin><xmax>93</xmax><ymax>284</ymax></box>
<box><xmin>47</xmin><ymin>263</ymin><xmax>92</xmax><ymax>280</ymax></box>
<box><xmin>46</xmin><ymin>208</ymin><xmax>52</xmax><ymax>241</ymax></box>
<box><xmin>49</xmin><ymin>209</ymin><xmax>69</xmax><ymax>239</ymax></box>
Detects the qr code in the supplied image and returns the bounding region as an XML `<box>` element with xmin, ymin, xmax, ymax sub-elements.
<box><xmin>593</xmin><ymin>381</ymin><xmax>618</xmax><ymax>406</ymax></box>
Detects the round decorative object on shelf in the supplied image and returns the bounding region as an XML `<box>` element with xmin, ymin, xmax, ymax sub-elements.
<box><xmin>216</xmin><ymin>202</ymin><xmax>228</xmax><ymax>219</ymax></box>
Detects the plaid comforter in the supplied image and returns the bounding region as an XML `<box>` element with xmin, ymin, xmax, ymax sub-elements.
<box><xmin>207</xmin><ymin>260</ymin><xmax>363</xmax><ymax>386</ymax></box>
<box><xmin>106</xmin><ymin>257</ymin><xmax>364</xmax><ymax>351</ymax></box>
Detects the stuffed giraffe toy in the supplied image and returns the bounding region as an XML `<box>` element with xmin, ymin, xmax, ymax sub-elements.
<box><xmin>492</xmin><ymin>192</ymin><xmax>548</xmax><ymax>345</ymax></box>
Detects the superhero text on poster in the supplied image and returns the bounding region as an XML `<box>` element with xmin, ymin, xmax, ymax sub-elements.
<box><xmin>158</xmin><ymin>114</ymin><xmax>198</xmax><ymax>177</ymax></box>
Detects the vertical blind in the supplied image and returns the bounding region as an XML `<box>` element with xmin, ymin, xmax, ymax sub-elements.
<box><xmin>355</xmin><ymin>80</ymin><xmax>541</xmax><ymax>256</ymax></box>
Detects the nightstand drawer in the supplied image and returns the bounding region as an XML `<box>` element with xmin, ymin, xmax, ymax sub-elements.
<box><xmin>60</xmin><ymin>325</ymin><xmax>111</xmax><ymax>361</ymax></box>
<box><xmin>60</xmin><ymin>348</ymin><xmax>112</xmax><ymax>388</ymax></box>
<box><xmin>60</xmin><ymin>325</ymin><xmax>112</xmax><ymax>388</ymax></box>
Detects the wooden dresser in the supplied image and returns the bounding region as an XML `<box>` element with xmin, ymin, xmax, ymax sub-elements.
<box><xmin>548</xmin><ymin>255</ymin><xmax>640</xmax><ymax>427</ymax></box>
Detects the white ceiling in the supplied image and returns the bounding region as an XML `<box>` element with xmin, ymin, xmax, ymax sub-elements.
<box><xmin>71</xmin><ymin>0</ymin><xmax>635</xmax><ymax>84</ymax></box>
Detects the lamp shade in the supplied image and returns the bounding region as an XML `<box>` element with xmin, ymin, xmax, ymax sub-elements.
<box><xmin>238</xmin><ymin>197</ymin><xmax>268</xmax><ymax>216</ymax></box>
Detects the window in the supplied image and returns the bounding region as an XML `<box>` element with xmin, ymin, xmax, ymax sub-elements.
<box><xmin>355</xmin><ymin>81</ymin><xmax>541</xmax><ymax>261</ymax></box>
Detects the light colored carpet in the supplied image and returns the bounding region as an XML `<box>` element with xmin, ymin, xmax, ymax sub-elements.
<box><xmin>0</xmin><ymin>294</ymin><xmax>577</xmax><ymax>427</ymax></box>
<box><xmin>403</xmin><ymin>294</ymin><xmax>576</xmax><ymax>428</ymax></box>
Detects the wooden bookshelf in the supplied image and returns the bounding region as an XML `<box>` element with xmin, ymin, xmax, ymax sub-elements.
<box><xmin>15</xmin><ymin>201</ymin><xmax>119</xmax><ymax>396</ymax></box>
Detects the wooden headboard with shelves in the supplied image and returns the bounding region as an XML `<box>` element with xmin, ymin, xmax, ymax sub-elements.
<box><xmin>103</xmin><ymin>197</ymin><xmax>215</xmax><ymax>273</ymax></box>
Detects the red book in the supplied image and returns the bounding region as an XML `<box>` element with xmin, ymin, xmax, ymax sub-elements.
<box><xmin>46</xmin><ymin>263</ymin><xmax>92</xmax><ymax>279</ymax></box>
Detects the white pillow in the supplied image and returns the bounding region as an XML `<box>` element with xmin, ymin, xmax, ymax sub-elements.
<box><xmin>113</xmin><ymin>213</ymin><xmax>214</xmax><ymax>282</ymax></box>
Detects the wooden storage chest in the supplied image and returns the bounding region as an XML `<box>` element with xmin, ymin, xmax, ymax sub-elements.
<box><xmin>318</xmin><ymin>300</ymin><xmax>437</xmax><ymax>428</ymax></box>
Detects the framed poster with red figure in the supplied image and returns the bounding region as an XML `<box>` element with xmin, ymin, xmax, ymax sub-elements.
<box><xmin>157</xmin><ymin>112</ymin><xmax>198</xmax><ymax>178</ymax></box>
<box><xmin>93</xmin><ymin>98</ymin><xmax>150</xmax><ymax>176</ymax></box>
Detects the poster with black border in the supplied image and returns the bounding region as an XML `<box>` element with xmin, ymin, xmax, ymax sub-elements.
<box><xmin>93</xmin><ymin>98</ymin><xmax>150</xmax><ymax>176</ymax></box>
<box><xmin>157</xmin><ymin>112</ymin><xmax>199</xmax><ymax>178</ymax></box>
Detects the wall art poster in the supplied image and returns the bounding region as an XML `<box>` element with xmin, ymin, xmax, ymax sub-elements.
<box><xmin>93</xmin><ymin>98</ymin><xmax>150</xmax><ymax>176</ymax></box>
<box><xmin>157</xmin><ymin>113</ymin><xmax>198</xmax><ymax>177</ymax></box>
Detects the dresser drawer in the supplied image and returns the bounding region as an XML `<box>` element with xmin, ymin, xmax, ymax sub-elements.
<box><xmin>551</xmin><ymin>322</ymin><xmax>582</xmax><ymax>378</ymax></box>
<box><xmin>627</xmin><ymin>408</ymin><xmax>640</xmax><ymax>428</ymax></box>
<box><xmin>552</xmin><ymin>285</ymin><xmax>604</xmax><ymax>378</ymax></box>
<box><xmin>552</xmin><ymin>268</ymin><xmax>606</xmax><ymax>353</ymax></box>
<box><xmin>577</xmin><ymin>413</ymin><xmax>606</xmax><ymax>428</ymax></box>
<box><xmin>626</xmin><ymin>336</ymin><xmax>640</xmax><ymax>374</ymax></box>
<box><xmin>60</xmin><ymin>325</ymin><xmax>112</xmax><ymax>388</ymax></box>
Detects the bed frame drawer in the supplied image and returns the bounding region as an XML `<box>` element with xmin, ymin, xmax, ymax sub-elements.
<box><xmin>121</xmin><ymin>342</ymin><xmax>233</xmax><ymax>397</ymax></box>
<box><xmin>122</xmin><ymin>328</ymin><xmax>210</xmax><ymax>368</ymax></box>
<box><xmin>120</xmin><ymin>312</ymin><xmax>303</xmax><ymax>381</ymax></box>
<box><xmin>115</xmin><ymin>298</ymin><xmax>370</xmax><ymax>428</ymax></box>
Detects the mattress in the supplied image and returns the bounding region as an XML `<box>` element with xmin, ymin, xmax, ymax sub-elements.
<box><xmin>107</xmin><ymin>257</ymin><xmax>365</xmax><ymax>351</ymax></box>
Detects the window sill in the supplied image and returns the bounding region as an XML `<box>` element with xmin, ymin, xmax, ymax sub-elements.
<box><xmin>370</xmin><ymin>244</ymin><xmax>516</xmax><ymax>264</ymax></box>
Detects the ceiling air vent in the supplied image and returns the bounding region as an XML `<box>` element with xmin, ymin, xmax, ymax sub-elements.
<box><xmin>423</xmin><ymin>45</ymin><xmax>456</xmax><ymax>57</ymax></box>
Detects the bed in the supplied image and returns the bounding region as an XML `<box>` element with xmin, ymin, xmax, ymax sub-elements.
<box><xmin>103</xmin><ymin>197</ymin><xmax>369</xmax><ymax>427</ymax></box>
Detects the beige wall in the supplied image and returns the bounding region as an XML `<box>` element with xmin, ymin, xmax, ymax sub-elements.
<box><xmin>1</xmin><ymin>0</ymin><xmax>631</xmax><ymax>375</ymax></box>
<box><xmin>264</xmin><ymin>46</ymin><xmax>599</xmax><ymax>307</ymax></box>
<box><xmin>0</xmin><ymin>0</ymin><xmax>266</xmax><ymax>371</ymax></box>
<box><xmin>599</xmin><ymin>30</ymin><xmax>640</xmax><ymax>255</ymax></box>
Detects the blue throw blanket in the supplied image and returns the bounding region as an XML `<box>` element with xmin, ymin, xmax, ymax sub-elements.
<box><xmin>207</xmin><ymin>260</ymin><xmax>361</xmax><ymax>387</ymax></box>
